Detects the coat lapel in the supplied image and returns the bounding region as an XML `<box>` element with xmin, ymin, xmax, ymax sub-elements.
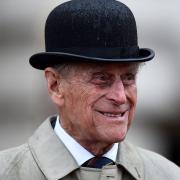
<box><xmin>116</xmin><ymin>141</ymin><xmax>144</xmax><ymax>180</ymax></box>
<box><xmin>28</xmin><ymin>116</ymin><xmax>79</xmax><ymax>180</ymax></box>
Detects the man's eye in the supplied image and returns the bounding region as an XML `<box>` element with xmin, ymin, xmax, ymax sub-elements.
<box><xmin>95</xmin><ymin>75</ymin><xmax>107</xmax><ymax>82</ymax></box>
<box><xmin>121</xmin><ymin>74</ymin><xmax>136</xmax><ymax>85</ymax></box>
<box><xmin>91</xmin><ymin>73</ymin><xmax>110</xmax><ymax>85</ymax></box>
<box><xmin>96</xmin><ymin>75</ymin><xmax>107</xmax><ymax>81</ymax></box>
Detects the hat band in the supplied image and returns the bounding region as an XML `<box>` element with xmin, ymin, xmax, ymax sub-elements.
<box><xmin>46</xmin><ymin>46</ymin><xmax>139</xmax><ymax>59</ymax></box>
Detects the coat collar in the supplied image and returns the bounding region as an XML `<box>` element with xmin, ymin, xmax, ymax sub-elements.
<box><xmin>28</xmin><ymin>116</ymin><xmax>144</xmax><ymax>180</ymax></box>
<box><xmin>28</xmin><ymin>116</ymin><xmax>79</xmax><ymax>180</ymax></box>
<box><xmin>116</xmin><ymin>141</ymin><xmax>144</xmax><ymax>180</ymax></box>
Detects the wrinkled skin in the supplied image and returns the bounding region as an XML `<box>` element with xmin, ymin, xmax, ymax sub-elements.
<box><xmin>45</xmin><ymin>62</ymin><xmax>139</xmax><ymax>155</ymax></box>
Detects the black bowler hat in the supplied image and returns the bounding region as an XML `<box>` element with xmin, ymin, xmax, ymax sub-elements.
<box><xmin>29</xmin><ymin>0</ymin><xmax>155</xmax><ymax>70</ymax></box>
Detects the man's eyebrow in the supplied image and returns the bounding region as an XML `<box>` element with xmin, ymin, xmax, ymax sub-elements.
<box><xmin>87</xmin><ymin>66</ymin><xmax>104</xmax><ymax>74</ymax></box>
<box><xmin>91</xmin><ymin>71</ymin><xmax>111</xmax><ymax>77</ymax></box>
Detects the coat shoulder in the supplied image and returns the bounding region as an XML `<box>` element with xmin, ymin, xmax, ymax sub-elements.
<box><xmin>0</xmin><ymin>144</ymin><xmax>29</xmax><ymax>178</ymax></box>
<box><xmin>136</xmin><ymin>146</ymin><xmax>180</xmax><ymax>179</ymax></box>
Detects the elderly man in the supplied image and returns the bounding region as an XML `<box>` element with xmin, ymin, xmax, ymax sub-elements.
<box><xmin>0</xmin><ymin>0</ymin><xmax>180</xmax><ymax>179</ymax></box>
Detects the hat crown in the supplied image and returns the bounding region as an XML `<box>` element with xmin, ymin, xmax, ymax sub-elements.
<box><xmin>45</xmin><ymin>0</ymin><xmax>138</xmax><ymax>52</ymax></box>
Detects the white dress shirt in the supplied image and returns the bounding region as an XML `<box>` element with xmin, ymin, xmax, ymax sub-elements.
<box><xmin>54</xmin><ymin>116</ymin><xmax>118</xmax><ymax>166</ymax></box>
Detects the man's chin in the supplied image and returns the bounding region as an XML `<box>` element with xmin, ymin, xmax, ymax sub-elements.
<box><xmin>113</xmin><ymin>129</ymin><xmax>128</xmax><ymax>143</ymax></box>
<box><xmin>104</xmin><ymin>131</ymin><xmax>127</xmax><ymax>144</ymax></box>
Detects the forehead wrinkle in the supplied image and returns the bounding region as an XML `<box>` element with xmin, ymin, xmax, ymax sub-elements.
<box><xmin>68</xmin><ymin>62</ymin><xmax>141</xmax><ymax>81</ymax></box>
<box><xmin>88</xmin><ymin>62</ymin><xmax>140</xmax><ymax>75</ymax></box>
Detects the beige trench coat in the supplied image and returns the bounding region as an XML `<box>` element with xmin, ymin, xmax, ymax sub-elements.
<box><xmin>0</xmin><ymin>116</ymin><xmax>180</xmax><ymax>180</ymax></box>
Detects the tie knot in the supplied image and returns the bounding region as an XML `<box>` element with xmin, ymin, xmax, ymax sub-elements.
<box><xmin>82</xmin><ymin>156</ymin><xmax>114</xmax><ymax>168</ymax></box>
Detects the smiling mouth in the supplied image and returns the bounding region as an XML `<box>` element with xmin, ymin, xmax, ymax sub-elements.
<box><xmin>98</xmin><ymin>111</ymin><xmax>126</xmax><ymax>118</ymax></box>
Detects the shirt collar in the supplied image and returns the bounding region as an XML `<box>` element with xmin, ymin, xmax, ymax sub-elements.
<box><xmin>54</xmin><ymin>116</ymin><xmax>118</xmax><ymax>166</ymax></box>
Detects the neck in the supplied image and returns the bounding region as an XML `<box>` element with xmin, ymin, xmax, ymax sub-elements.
<box><xmin>78</xmin><ymin>140</ymin><xmax>114</xmax><ymax>156</ymax></box>
<box><xmin>59</xmin><ymin>117</ymin><xmax>114</xmax><ymax>156</ymax></box>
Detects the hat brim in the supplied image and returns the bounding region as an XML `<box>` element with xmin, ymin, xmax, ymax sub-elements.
<box><xmin>29</xmin><ymin>48</ymin><xmax>155</xmax><ymax>70</ymax></box>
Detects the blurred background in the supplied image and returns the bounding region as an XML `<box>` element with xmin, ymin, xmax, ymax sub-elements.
<box><xmin>0</xmin><ymin>0</ymin><xmax>179</xmax><ymax>166</ymax></box>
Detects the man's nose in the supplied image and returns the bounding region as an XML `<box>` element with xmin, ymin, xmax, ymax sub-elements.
<box><xmin>106</xmin><ymin>80</ymin><xmax>127</xmax><ymax>105</ymax></box>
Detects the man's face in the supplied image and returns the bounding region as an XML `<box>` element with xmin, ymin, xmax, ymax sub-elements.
<box><xmin>57</xmin><ymin>62</ymin><xmax>138</xmax><ymax>145</ymax></box>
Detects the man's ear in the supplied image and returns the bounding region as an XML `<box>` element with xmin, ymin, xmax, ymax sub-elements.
<box><xmin>44</xmin><ymin>67</ymin><xmax>64</xmax><ymax>107</ymax></box>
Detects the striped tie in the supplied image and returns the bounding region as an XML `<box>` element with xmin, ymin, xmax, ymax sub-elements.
<box><xmin>82</xmin><ymin>157</ymin><xmax>114</xmax><ymax>168</ymax></box>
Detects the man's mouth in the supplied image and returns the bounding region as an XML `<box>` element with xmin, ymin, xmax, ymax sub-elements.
<box><xmin>97</xmin><ymin>110</ymin><xmax>127</xmax><ymax>118</ymax></box>
<box><xmin>101</xmin><ymin>112</ymin><xmax>125</xmax><ymax>117</ymax></box>
<box><xmin>95</xmin><ymin>105</ymin><xmax>130</xmax><ymax>120</ymax></box>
